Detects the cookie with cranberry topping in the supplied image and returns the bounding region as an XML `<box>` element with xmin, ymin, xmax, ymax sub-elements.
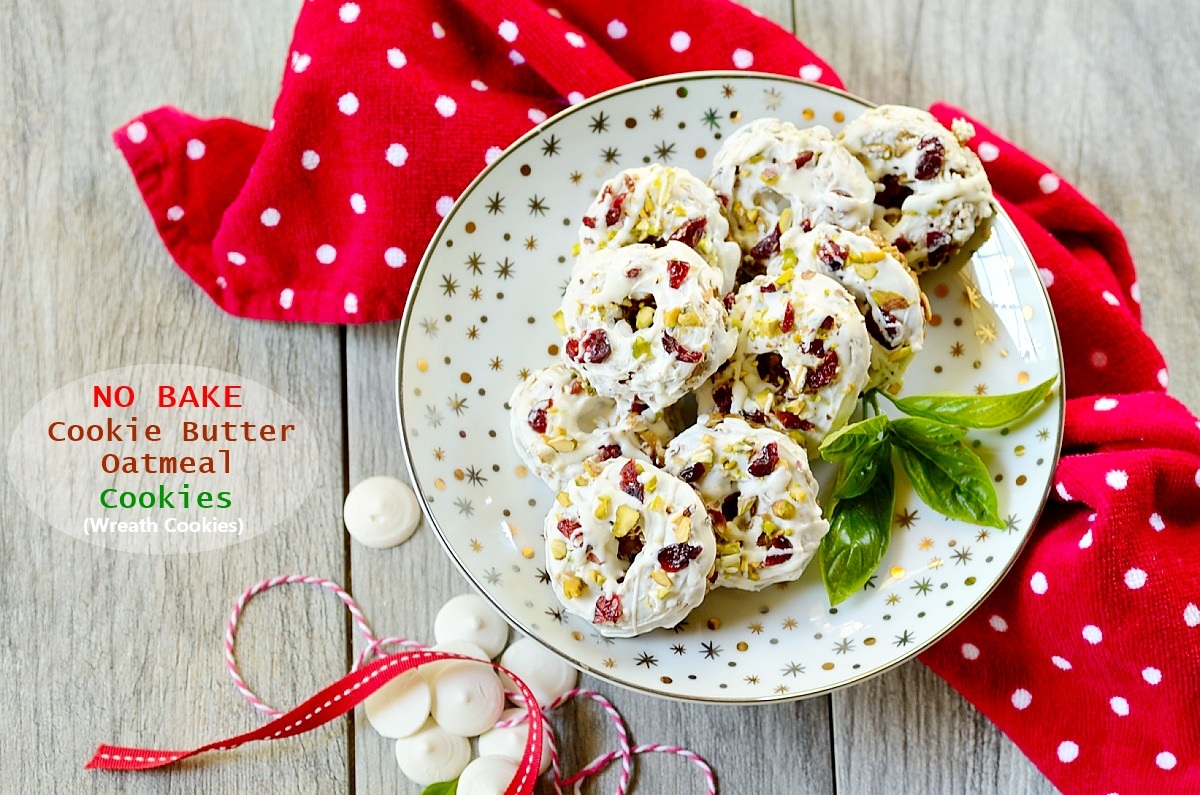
<box><xmin>545</xmin><ymin>456</ymin><xmax>716</xmax><ymax>638</ymax></box>
<box><xmin>558</xmin><ymin>241</ymin><xmax>736</xmax><ymax>413</ymax></box>
<box><xmin>664</xmin><ymin>418</ymin><xmax>828</xmax><ymax>591</ymax></box>
<box><xmin>837</xmin><ymin>105</ymin><xmax>995</xmax><ymax>272</ymax></box>
<box><xmin>578</xmin><ymin>165</ymin><xmax>740</xmax><ymax>292</ymax></box>
<box><xmin>696</xmin><ymin>270</ymin><xmax>870</xmax><ymax>451</ymax></box>
<box><xmin>708</xmin><ymin>119</ymin><xmax>874</xmax><ymax>272</ymax></box>
<box><xmin>771</xmin><ymin>223</ymin><xmax>928</xmax><ymax>393</ymax></box>
<box><xmin>508</xmin><ymin>364</ymin><xmax>675</xmax><ymax>491</ymax></box>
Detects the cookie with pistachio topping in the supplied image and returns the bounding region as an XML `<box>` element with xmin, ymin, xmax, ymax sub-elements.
<box><xmin>509</xmin><ymin>364</ymin><xmax>675</xmax><ymax>491</ymax></box>
<box><xmin>664</xmin><ymin>418</ymin><xmax>828</xmax><ymax>591</ymax></box>
<box><xmin>770</xmin><ymin>223</ymin><xmax>928</xmax><ymax>393</ymax></box>
<box><xmin>696</xmin><ymin>270</ymin><xmax>870</xmax><ymax>451</ymax></box>
<box><xmin>558</xmin><ymin>241</ymin><xmax>737</xmax><ymax>413</ymax></box>
<box><xmin>545</xmin><ymin>456</ymin><xmax>717</xmax><ymax>638</ymax></box>
<box><xmin>838</xmin><ymin>105</ymin><xmax>995</xmax><ymax>272</ymax></box>
<box><xmin>578</xmin><ymin>165</ymin><xmax>740</xmax><ymax>292</ymax></box>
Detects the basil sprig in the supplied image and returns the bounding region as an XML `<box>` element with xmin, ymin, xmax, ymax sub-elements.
<box><xmin>420</xmin><ymin>781</ymin><xmax>458</xmax><ymax>795</ymax></box>
<box><xmin>817</xmin><ymin>376</ymin><xmax>1057</xmax><ymax>605</ymax></box>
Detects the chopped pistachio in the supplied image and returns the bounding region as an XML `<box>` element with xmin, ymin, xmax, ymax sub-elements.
<box><xmin>664</xmin><ymin>307</ymin><xmax>681</xmax><ymax>327</ymax></box>
<box><xmin>593</xmin><ymin>495</ymin><xmax>611</xmax><ymax>520</ymax></box>
<box><xmin>781</xmin><ymin>249</ymin><xmax>798</xmax><ymax>270</ymax></box>
<box><xmin>648</xmin><ymin>495</ymin><xmax>665</xmax><ymax>512</ymax></box>
<box><xmin>651</xmin><ymin>570</ymin><xmax>672</xmax><ymax>587</ymax></box>
<box><xmin>788</xmin><ymin>483</ymin><xmax>809</xmax><ymax>503</ymax></box>
<box><xmin>556</xmin><ymin>492</ymin><xmax>572</xmax><ymax>507</ymax></box>
<box><xmin>574</xmin><ymin>474</ymin><xmax>589</xmax><ymax>487</ymax></box>
<box><xmin>774</xmin><ymin>268</ymin><xmax>795</xmax><ymax>286</ymax></box>
<box><xmin>645</xmin><ymin>475</ymin><xmax>658</xmax><ymax>492</ymax></box>
<box><xmin>673</xmin><ymin>514</ymin><xmax>692</xmax><ymax>542</ymax></box>
<box><xmin>583</xmin><ymin>459</ymin><xmax>602</xmax><ymax>477</ymax></box>
<box><xmin>589</xmin><ymin>569</ymin><xmax>607</xmax><ymax>586</ymax></box>
<box><xmin>612</xmin><ymin>504</ymin><xmax>640</xmax><ymax>538</ymax></box>
<box><xmin>871</xmin><ymin>290</ymin><xmax>911</xmax><ymax>312</ymax></box>
<box><xmin>572</xmin><ymin>242</ymin><xmax>581</xmax><ymax>257</ymax></box>
<box><xmin>755</xmin><ymin>389</ymin><xmax>773</xmax><ymax>410</ymax></box>
<box><xmin>719</xmin><ymin>554</ymin><xmax>742</xmax><ymax>570</ymax></box>
<box><xmin>853</xmin><ymin>261</ymin><xmax>879</xmax><ymax>280</ymax></box>
<box><xmin>747</xmin><ymin>154</ymin><xmax>765</xmax><ymax>164</ymax></box>
<box><xmin>772</xmin><ymin>499</ymin><xmax>796</xmax><ymax>519</ymax></box>
<box><xmin>678</xmin><ymin>308</ymin><xmax>704</xmax><ymax>327</ymax></box>
<box><xmin>552</xmin><ymin>309</ymin><xmax>567</xmax><ymax>335</ymax></box>
<box><xmin>779</xmin><ymin>207</ymin><xmax>794</xmax><ymax>232</ymax></box>
<box><xmin>656</xmin><ymin>587</ymin><xmax>672</xmax><ymax>600</ymax></box>
<box><xmin>691</xmin><ymin>448</ymin><xmax>715</xmax><ymax>465</ymax></box>
<box><xmin>547</xmin><ymin>437</ymin><xmax>578</xmax><ymax>453</ymax></box>
<box><xmin>632</xmin><ymin>337</ymin><xmax>651</xmax><ymax>359</ymax></box>
<box><xmin>549</xmin><ymin>539</ymin><xmax>568</xmax><ymax>560</ymax></box>
<box><xmin>762</xmin><ymin>518</ymin><xmax>778</xmax><ymax>535</ymax></box>
<box><xmin>636</xmin><ymin>305</ymin><xmax>655</xmax><ymax>329</ymax></box>
<box><xmin>561</xmin><ymin>575</ymin><xmax>586</xmax><ymax>599</ymax></box>
<box><xmin>717</xmin><ymin>542</ymin><xmax>741</xmax><ymax>556</ymax></box>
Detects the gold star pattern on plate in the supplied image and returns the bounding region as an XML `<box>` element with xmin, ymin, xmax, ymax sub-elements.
<box><xmin>433</xmin><ymin>448</ymin><xmax>445</xmax><ymax>461</ymax></box>
<box><xmin>885</xmin><ymin>593</ymin><xmax>901</xmax><ymax>605</ymax></box>
<box><xmin>469</xmin><ymin>286</ymin><xmax>482</xmax><ymax>301</ymax></box>
<box><xmin>744</xmin><ymin>675</ymin><xmax>759</xmax><ymax>685</ymax></box>
<box><xmin>1037</xmin><ymin>427</ymin><xmax>1050</xmax><ymax>441</ymax></box>
<box><xmin>569</xmin><ymin>170</ymin><xmax>583</xmax><ymax>184</ymax></box>
<box><xmin>763</xmin><ymin>87</ymin><xmax>783</xmax><ymax>110</ymax></box>
<box><xmin>489</xmin><ymin>356</ymin><xmax>503</xmax><ymax>371</ymax></box>
<box><xmin>650</xmin><ymin>105</ymin><xmax>664</xmax><ymax>120</ymax></box>
<box><xmin>976</xmin><ymin>528</ymin><xmax>991</xmax><ymax>542</ymax></box>
<box><xmin>721</xmin><ymin>84</ymin><xmax>735</xmax><ymax>98</ymax></box>
<box><xmin>524</xmin><ymin>235</ymin><xmax>537</xmax><ymax>250</ymax></box>
<box><xmin>774</xmin><ymin>684</ymin><xmax>790</xmax><ymax>694</ymax></box>
<box><xmin>782</xmin><ymin>617</ymin><xmax>798</xmax><ymax>630</ymax></box>
<box><xmin>518</xmin><ymin>368</ymin><xmax>531</xmax><ymax>380</ymax></box>
<box><xmin>975</xmin><ymin>384</ymin><xmax>988</xmax><ymax>395</ymax></box>
<box><xmin>975</xmin><ymin>322</ymin><xmax>997</xmax><ymax>343</ymax></box>
<box><xmin>896</xmin><ymin>507</ymin><xmax>919</xmax><ymax>528</ymax></box>
<box><xmin>929</xmin><ymin>557</ymin><xmax>945</xmax><ymax>569</ymax></box>
<box><xmin>918</xmin><ymin>536</ymin><xmax>934</xmax><ymax>551</ymax></box>
<box><xmin>950</xmin><ymin>342</ymin><xmax>965</xmax><ymax>357</ymax></box>
<box><xmin>469</xmin><ymin>538</ymin><xmax>482</xmax><ymax>552</ymax></box>
<box><xmin>748</xmin><ymin>622</ymin><xmax>764</xmax><ymax>635</ymax></box>
<box><xmin>961</xmin><ymin>284</ymin><xmax>981</xmax><ymax>308</ymax></box>
<box><xmin>466</xmin><ymin>325</ymin><xmax>479</xmax><ymax>339</ymax></box>
<box><xmin>603</xmin><ymin>657</ymin><xmax>616</xmax><ymax>668</ymax></box>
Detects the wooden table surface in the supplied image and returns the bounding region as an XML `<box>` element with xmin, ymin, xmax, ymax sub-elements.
<box><xmin>3</xmin><ymin>1</ymin><xmax>1197</xmax><ymax>793</ymax></box>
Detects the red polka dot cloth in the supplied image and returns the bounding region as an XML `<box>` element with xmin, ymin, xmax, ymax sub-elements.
<box><xmin>113</xmin><ymin>1</ymin><xmax>1199</xmax><ymax>792</ymax></box>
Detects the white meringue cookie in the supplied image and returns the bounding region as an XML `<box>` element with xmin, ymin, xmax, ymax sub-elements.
<box><xmin>498</xmin><ymin>638</ymin><xmax>578</xmax><ymax>706</ymax></box>
<box><xmin>420</xmin><ymin>639</ymin><xmax>492</xmax><ymax>684</ymax></box>
<box><xmin>394</xmin><ymin>718</ymin><xmax>471</xmax><ymax>786</ymax></box>
<box><xmin>363</xmin><ymin>669</ymin><xmax>430</xmax><ymax>739</ymax></box>
<box><xmin>342</xmin><ymin>476</ymin><xmax>421</xmax><ymax>548</ymax></box>
<box><xmin>456</xmin><ymin>755</ymin><xmax>519</xmax><ymax>795</ymax></box>
<box><xmin>429</xmin><ymin>660</ymin><xmax>506</xmax><ymax>737</ymax></box>
<box><xmin>433</xmin><ymin>594</ymin><xmax>510</xmax><ymax>658</ymax></box>
<box><xmin>477</xmin><ymin>707</ymin><xmax>552</xmax><ymax>775</ymax></box>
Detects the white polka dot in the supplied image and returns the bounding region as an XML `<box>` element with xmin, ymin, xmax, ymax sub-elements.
<box><xmin>799</xmin><ymin>64</ymin><xmax>823</xmax><ymax>82</ymax></box>
<box><xmin>528</xmin><ymin>108</ymin><xmax>547</xmax><ymax>124</ymax></box>
<box><xmin>1156</xmin><ymin>752</ymin><xmax>1177</xmax><ymax>770</ymax></box>
<box><xmin>1124</xmin><ymin>568</ymin><xmax>1147</xmax><ymax>590</ymax></box>
<box><xmin>185</xmin><ymin>139</ymin><xmax>206</xmax><ymax>160</ymax></box>
<box><xmin>1051</xmin><ymin>655</ymin><xmax>1072</xmax><ymax>670</ymax></box>
<box><xmin>1158</xmin><ymin>368</ymin><xmax>1169</xmax><ymax>389</ymax></box>
<box><xmin>301</xmin><ymin>150</ymin><xmax>320</xmax><ymax>170</ymax></box>
<box><xmin>126</xmin><ymin>121</ymin><xmax>148</xmax><ymax>143</ymax></box>
<box><xmin>1082</xmin><ymin>625</ymin><xmax>1103</xmax><ymax>644</ymax></box>
<box><xmin>215</xmin><ymin>276</ymin><xmax>227</xmax><ymax>289</ymax></box>
<box><xmin>1038</xmin><ymin>173</ymin><xmax>1061</xmax><ymax>194</ymax></box>
<box><xmin>471</xmin><ymin>79</ymin><xmax>488</xmax><ymax>91</ymax></box>
<box><xmin>1106</xmin><ymin>470</ymin><xmax>1128</xmax><ymax>490</ymax></box>
<box><xmin>566</xmin><ymin>91</ymin><xmax>585</xmax><ymax>105</ymax></box>
<box><xmin>292</xmin><ymin>53</ymin><xmax>311</xmax><ymax>73</ymax></box>
<box><xmin>989</xmin><ymin>615</ymin><xmax>1008</xmax><ymax>632</ymax></box>
<box><xmin>1057</xmin><ymin>741</ymin><xmax>1079</xmax><ymax>763</ymax></box>
<box><xmin>435</xmin><ymin>95</ymin><xmax>457</xmax><ymax>118</ymax></box>
<box><xmin>732</xmin><ymin>48</ymin><xmax>754</xmax><ymax>69</ymax></box>
<box><xmin>1056</xmin><ymin>482</ymin><xmax>1072</xmax><ymax>501</ymax></box>
<box><xmin>269</xmin><ymin>118</ymin><xmax>276</xmax><ymax>130</ymax></box>
<box><xmin>344</xmin><ymin>293</ymin><xmax>358</xmax><ymax>314</ymax></box>
<box><xmin>166</xmin><ymin>206</ymin><xmax>184</xmax><ymax>222</ymax></box>
<box><xmin>387</xmin><ymin>48</ymin><xmax>407</xmax><ymax>69</ymax></box>
<box><xmin>1143</xmin><ymin>667</ymin><xmax>1162</xmax><ymax>684</ymax></box>
<box><xmin>279</xmin><ymin>288</ymin><xmax>294</xmax><ymax>309</ymax></box>
<box><xmin>1088</xmin><ymin>512</ymin><xmax>1097</xmax><ymax>523</ymax></box>
<box><xmin>350</xmin><ymin>193</ymin><xmax>366</xmax><ymax>214</ymax></box>
<box><xmin>436</xmin><ymin>196</ymin><xmax>454</xmax><ymax>217</ymax></box>
<box><xmin>1130</xmin><ymin>281</ymin><xmax>1141</xmax><ymax>304</ymax></box>
<box><xmin>385</xmin><ymin>143</ymin><xmax>408</xmax><ymax>167</ymax></box>
<box><xmin>1101</xmin><ymin>290</ymin><xmax>1120</xmax><ymax>306</ymax></box>
<box><xmin>565</xmin><ymin>31</ymin><xmax>585</xmax><ymax>48</ymax></box>
<box><xmin>960</xmin><ymin>643</ymin><xmax>980</xmax><ymax>660</ymax></box>
<box><xmin>509</xmin><ymin>50</ymin><xmax>525</xmax><ymax>65</ymax></box>
<box><xmin>339</xmin><ymin>3</ymin><xmax>359</xmax><ymax>23</ymax></box>
<box><xmin>1030</xmin><ymin>571</ymin><xmax>1048</xmax><ymax>594</ymax></box>
<box><xmin>498</xmin><ymin>19</ymin><xmax>519</xmax><ymax>42</ymax></box>
<box><xmin>316</xmin><ymin>244</ymin><xmax>337</xmax><ymax>264</ymax></box>
<box><xmin>338</xmin><ymin>92</ymin><xmax>359</xmax><ymax>115</ymax></box>
<box><xmin>670</xmin><ymin>31</ymin><xmax>691</xmax><ymax>52</ymax></box>
<box><xmin>547</xmin><ymin>7</ymin><xmax>562</xmax><ymax>18</ymax></box>
<box><xmin>485</xmin><ymin>146</ymin><xmax>503</xmax><ymax>164</ymax></box>
<box><xmin>1196</xmin><ymin>468</ymin><xmax>1200</xmax><ymax>488</ymax></box>
<box><xmin>1150</xmin><ymin>513</ymin><xmax>1165</xmax><ymax>532</ymax></box>
<box><xmin>977</xmin><ymin>141</ymin><xmax>1000</xmax><ymax>162</ymax></box>
<box><xmin>384</xmin><ymin>247</ymin><xmax>406</xmax><ymax>269</ymax></box>
<box><xmin>431</xmin><ymin>22</ymin><xmax>445</xmax><ymax>39</ymax></box>
<box><xmin>1038</xmin><ymin>267</ymin><xmax>1055</xmax><ymax>288</ymax></box>
<box><xmin>1110</xmin><ymin>696</ymin><xmax>1129</xmax><ymax>716</ymax></box>
<box><xmin>1185</xmin><ymin>602</ymin><xmax>1200</xmax><ymax>628</ymax></box>
<box><xmin>1010</xmin><ymin>689</ymin><xmax>1032</xmax><ymax>710</ymax></box>
<box><xmin>1091</xmin><ymin>350</ymin><xmax>1109</xmax><ymax>369</ymax></box>
<box><xmin>607</xmin><ymin>19</ymin><xmax>627</xmax><ymax>39</ymax></box>
<box><xmin>1078</xmin><ymin>529</ymin><xmax>1093</xmax><ymax>549</ymax></box>
<box><xmin>227</xmin><ymin>252</ymin><xmax>246</xmax><ymax>266</ymax></box>
<box><xmin>1094</xmin><ymin>397</ymin><xmax>1118</xmax><ymax>412</ymax></box>
<box><xmin>260</xmin><ymin>208</ymin><xmax>281</xmax><ymax>227</ymax></box>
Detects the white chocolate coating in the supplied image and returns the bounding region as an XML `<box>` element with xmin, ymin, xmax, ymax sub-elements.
<box><xmin>433</xmin><ymin>594</ymin><xmax>510</xmax><ymax>659</ymax></box>
<box><xmin>663</xmin><ymin>418</ymin><xmax>828</xmax><ymax>590</ymax></box>
<box><xmin>545</xmin><ymin>457</ymin><xmax>716</xmax><ymax>637</ymax></box>
<box><xmin>456</xmin><ymin>755</ymin><xmax>519</xmax><ymax>795</ymax></box>
<box><xmin>477</xmin><ymin>707</ymin><xmax>552</xmax><ymax>775</ymax></box>
<box><xmin>342</xmin><ymin>476</ymin><xmax>421</xmax><ymax>548</ymax></box>
<box><xmin>696</xmin><ymin>272</ymin><xmax>870</xmax><ymax>451</ymax></box>
<box><xmin>508</xmin><ymin>363</ymin><xmax>674</xmax><ymax>492</ymax></box>
<box><xmin>394</xmin><ymin>718</ymin><xmax>471</xmax><ymax>786</ymax></box>
<box><xmin>497</xmin><ymin>638</ymin><xmax>578</xmax><ymax>706</ymax></box>
<box><xmin>579</xmin><ymin>165</ymin><xmax>741</xmax><ymax>291</ymax></box>
<box><xmin>429</xmin><ymin>661</ymin><xmax>506</xmax><ymax>737</ymax></box>
<box><xmin>364</xmin><ymin>669</ymin><xmax>431</xmax><ymax>739</ymax></box>
<box><xmin>559</xmin><ymin>242</ymin><xmax>736</xmax><ymax>413</ymax></box>
<box><xmin>772</xmin><ymin>223</ymin><xmax>927</xmax><ymax>393</ymax></box>
<box><xmin>708</xmin><ymin>119</ymin><xmax>874</xmax><ymax>264</ymax></box>
<box><xmin>838</xmin><ymin>105</ymin><xmax>995</xmax><ymax>272</ymax></box>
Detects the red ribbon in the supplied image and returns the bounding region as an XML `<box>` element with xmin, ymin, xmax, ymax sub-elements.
<box><xmin>86</xmin><ymin>650</ymin><xmax>544</xmax><ymax>795</ymax></box>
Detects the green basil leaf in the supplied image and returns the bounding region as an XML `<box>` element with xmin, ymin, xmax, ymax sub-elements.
<box><xmin>818</xmin><ymin>414</ymin><xmax>890</xmax><ymax>462</ymax></box>
<box><xmin>420</xmin><ymin>781</ymin><xmax>458</xmax><ymax>795</ymax></box>
<box><xmin>893</xmin><ymin>438</ymin><xmax>1004</xmax><ymax>528</ymax></box>
<box><xmin>890</xmin><ymin>417</ymin><xmax>967</xmax><ymax>447</ymax></box>
<box><xmin>832</xmin><ymin>437</ymin><xmax>891</xmax><ymax>501</ymax></box>
<box><xmin>820</xmin><ymin>464</ymin><xmax>894</xmax><ymax>605</ymax></box>
<box><xmin>884</xmin><ymin>375</ymin><xmax>1058</xmax><ymax>429</ymax></box>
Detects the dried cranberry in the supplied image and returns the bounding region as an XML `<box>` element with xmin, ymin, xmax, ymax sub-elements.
<box><xmin>626</xmin><ymin>267</ymin><xmax>642</xmax><ymax>278</ymax></box>
<box><xmin>804</xmin><ymin>349</ymin><xmax>840</xmax><ymax>392</ymax></box>
<box><xmin>565</xmin><ymin>337</ymin><xmax>580</xmax><ymax>360</ymax></box>
<box><xmin>876</xmin><ymin>174</ymin><xmax>913</xmax><ymax>209</ymax></box>
<box><xmin>743</xmin><ymin>409</ymin><xmax>768</xmax><ymax>426</ymax></box>
<box><xmin>763</xmin><ymin>535</ymin><xmax>794</xmax><ymax>567</ymax></box>
<box><xmin>755</xmin><ymin>353</ymin><xmax>791</xmax><ymax>391</ymax></box>
<box><xmin>781</xmin><ymin>301</ymin><xmax>795</xmax><ymax>333</ymax></box>
<box><xmin>661</xmin><ymin>332</ymin><xmax>703</xmax><ymax>364</ymax></box>
<box><xmin>914</xmin><ymin>135</ymin><xmax>945</xmax><ymax>180</ymax></box>
<box><xmin>528</xmin><ymin>406</ymin><xmax>548</xmax><ymax>433</ymax></box>
<box><xmin>865</xmin><ymin>308</ymin><xmax>903</xmax><ymax>350</ymax></box>
<box><xmin>926</xmin><ymin>230</ymin><xmax>949</xmax><ymax>250</ymax></box>
<box><xmin>582</xmin><ymin>216</ymin><xmax>597</xmax><ymax>228</ymax></box>
<box><xmin>569</xmin><ymin>380</ymin><xmax>584</xmax><ymax>395</ymax></box>
<box><xmin>679</xmin><ymin>462</ymin><xmax>706</xmax><ymax>483</ymax></box>
<box><xmin>557</xmin><ymin>518</ymin><xmax>581</xmax><ymax>538</ymax></box>
<box><xmin>669</xmin><ymin>217</ymin><xmax>707</xmax><ymax>250</ymax></box>
<box><xmin>793</xmin><ymin>150</ymin><xmax>815</xmax><ymax>169</ymax></box>
<box><xmin>721</xmin><ymin>492</ymin><xmax>741</xmax><ymax>521</ymax></box>
<box><xmin>616</xmin><ymin>531</ymin><xmax>644</xmax><ymax>562</ymax></box>
<box><xmin>894</xmin><ymin>236</ymin><xmax>913</xmax><ymax>253</ymax></box>
<box><xmin>723</xmin><ymin>292</ymin><xmax>737</xmax><ymax>311</ymax></box>
<box><xmin>593</xmin><ymin>594</ymin><xmax>623</xmax><ymax>624</ymax></box>
<box><xmin>657</xmin><ymin>543</ymin><xmax>702</xmax><ymax>572</ymax></box>
<box><xmin>750</xmin><ymin>224</ymin><xmax>781</xmax><ymax>260</ymax></box>
<box><xmin>799</xmin><ymin>218</ymin><xmax>813</xmax><ymax>233</ymax></box>
<box><xmin>760</xmin><ymin>282</ymin><xmax>777</xmax><ymax>293</ymax></box>
<box><xmin>667</xmin><ymin>259</ymin><xmax>690</xmax><ymax>289</ymax></box>
<box><xmin>619</xmin><ymin>459</ymin><xmax>644</xmax><ymax>502</ymax></box>
<box><xmin>712</xmin><ymin>383</ymin><xmax>733</xmax><ymax>414</ymax></box>
<box><xmin>630</xmin><ymin>397</ymin><xmax>649</xmax><ymax>415</ymax></box>
<box><xmin>596</xmin><ymin>444</ymin><xmax>622</xmax><ymax>461</ymax></box>
<box><xmin>818</xmin><ymin>238</ymin><xmax>848</xmax><ymax>270</ymax></box>
<box><xmin>820</xmin><ymin>315</ymin><xmax>835</xmax><ymax>331</ymax></box>
<box><xmin>643</xmin><ymin>235</ymin><xmax>665</xmax><ymax>247</ymax></box>
<box><xmin>775</xmin><ymin>411</ymin><xmax>815</xmax><ymax>431</ymax></box>
<box><xmin>605</xmin><ymin>191</ymin><xmax>627</xmax><ymax>226</ymax></box>
<box><xmin>580</xmin><ymin>329</ymin><xmax>611</xmax><ymax>363</ymax></box>
<box><xmin>925</xmin><ymin>230</ymin><xmax>952</xmax><ymax>268</ymax></box>
<box><xmin>747</xmin><ymin>442</ymin><xmax>779</xmax><ymax>477</ymax></box>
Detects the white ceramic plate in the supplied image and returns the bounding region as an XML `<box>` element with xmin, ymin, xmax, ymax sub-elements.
<box><xmin>397</xmin><ymin>73</ymin><xmax>1063</xmax><ymax>703</ymax></box>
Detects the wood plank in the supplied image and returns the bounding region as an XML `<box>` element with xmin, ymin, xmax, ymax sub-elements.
<box><xmin>0</xmin><ymin>1</ymin><xmax>351</xmax><ymax>793</ymax></box>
